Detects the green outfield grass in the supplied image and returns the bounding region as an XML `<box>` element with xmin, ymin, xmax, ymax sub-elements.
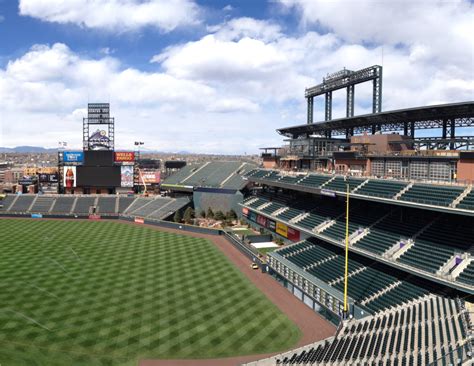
<box><xmin>0</xmin><ymin>219</ymin><xmax>300</xmax><ymax>365</ymax></box>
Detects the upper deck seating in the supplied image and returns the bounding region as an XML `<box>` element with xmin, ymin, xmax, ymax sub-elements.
<box><xmin>355</xmin><ymin>180</ymin><xmax>408</xmax><ymax>199</ymax></box>
<box><xmin>297</xmin><ymin>174</ymin><xmax>332</xmax><ymax>188</ymax></box>
<box><xmin>399</xmin><ymin>184</ymin><xmax>464</xmax><ymax>207</ymax></box>
<box><xmin>323</xmin><ymin>176</ymin><xmax>365</xmax><ymax>193</ymax></box>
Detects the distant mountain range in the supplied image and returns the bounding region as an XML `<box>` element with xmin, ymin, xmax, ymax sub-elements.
<box><xmin>0</xmin><ymin>146</ymin><xmax>59</xmax><ymax>153</ymax></box>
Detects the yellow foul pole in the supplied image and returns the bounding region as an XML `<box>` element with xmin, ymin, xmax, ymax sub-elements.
<box><xmin>343</xmin><ymin>182</ymin><xmax>350</xmax><ymax>316</ymax></box>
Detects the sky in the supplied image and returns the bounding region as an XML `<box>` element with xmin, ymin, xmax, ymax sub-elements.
<box><xmin>0</xmin><ymin>0</ymin><xmax>473</xmax><ymax>154</ymax></box>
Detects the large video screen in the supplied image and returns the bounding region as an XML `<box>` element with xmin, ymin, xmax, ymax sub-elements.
<box><xmin>76</xmin><ymin>166</ymin><xmax>121</xmax><ymax>187</ymax></box>
<box><xmin>84</xmin><ymin>151</ymin><xmax>114</xmax><ymax>167</ymax></box>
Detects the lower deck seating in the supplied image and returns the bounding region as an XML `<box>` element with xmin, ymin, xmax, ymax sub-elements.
<box><xmin>9</xmin><ymin>195</ymin><xmax>35</xmax><ymax>212</ymax></box>
<box><xmin>118</xmin><ymin>196</ymin><xmax>135</xmax><ymax>213</ymax></box>
<box><xmin>0</xmin><ymin>195</ymin><xmax>16</xmax><ymax>211</ymax></box>
<box><xmin>271</xmin><ymin>295</ymin><xmax>469</xmax><ymax>366</ymax></box>
<box><xmin>97</xmin><ymin>196</ymin><xmax>117</xmax><ymax>214</ymax></box>
<box><xmin>51</xmin><ymin>197</ymin><xmax>75</xmax><ymax>213</ymax></box>
<box><xmin>74</xmin><ymin>197</ymin><xmax>96</xmax><ymax>214</ymax></box>
<box><xmin>29</xmin><ymin>196</ymin><xmax>55</xmax><ymax>213</ymax></box>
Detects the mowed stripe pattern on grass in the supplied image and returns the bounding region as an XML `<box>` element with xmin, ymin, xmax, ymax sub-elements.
<box><xmin>0</xmin><ymin>219</ymin><xmax>301</xmax><ymax>366</ymax></box>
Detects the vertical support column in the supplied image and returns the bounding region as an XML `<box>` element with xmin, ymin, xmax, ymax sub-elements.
<box><xmin>410</xmin><ymin>121</ymin><xmax>415</xmax><ymax>138</ymax></box>
<box><xmin>371</xmin><ymin>124</ymin><xmax>377</xmax><ymax>135</ymax></box>
<box><xmin>325</xmin><ymin>92</ymin><xmax>332</xmax><ymax>121</ymax></box>
<box><xmin>307</xmin><ymin>97</ymin><xmax>314</xmax><ymax>124</ymax></box>
<box><xmin>442</xmin><ymin>119</ymin><xmax>447</xmax><ymax>139</ymax></box>
<box><xmin>346</xmin><ymin>85</ymin><xmax>355</xmax><ymax>117</ymax></box>
<box><xmin>450</xmin><ymin>118</ymin><xmax>455</xmax><ymax>150</ymax></box>
<box><xmin>403</xmin><ymin>122</ymin><xmax>409</xmax><ymax>136</ymax></box>
<box><xmin>372</xmin><ymin>66</ymin><xmax>383</xmax><ymax>113</ymax></box>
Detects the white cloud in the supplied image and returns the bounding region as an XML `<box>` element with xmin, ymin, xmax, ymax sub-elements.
<box><xmin>19</xmin><ymin>0</ymin><xmax>201</xmax><ymax>32</ymax></box>
<box><xmin>2</xmin><ymin>7</ymin><xmax>473</xmax><ymax>153</ymax></box>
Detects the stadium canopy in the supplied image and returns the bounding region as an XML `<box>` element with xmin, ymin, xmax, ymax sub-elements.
<box><xmin>278</xmin><ymin>101</ymin><xmax>474</xmax><ymax>138</ymax></box>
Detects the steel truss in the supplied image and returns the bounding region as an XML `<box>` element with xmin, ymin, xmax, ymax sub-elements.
<box><xmin>305</xmin><ymin>65</ymin><xmax>382</xmax><ymax>124</ymax></box>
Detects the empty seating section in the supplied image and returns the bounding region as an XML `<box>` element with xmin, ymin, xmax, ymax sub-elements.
<box><xmin>355</xmin><ymin>180</ymin><xmax>407</xmax><ymax>198</ymax></box>
<box><xmin>307</xmin><ymin>255</ymin><xmax>365</xmax><ymax>283</ymax></box>
<box><xmin>9</xmin><ymin>195</ymin><xmax>35</xmax><ymax>212</ymax></box>
<box><xmin>0</xmin><ymin>195</ymin><xmax>16</xmax><ymax>211</ymax></box>
<box><xmin>284</xmin><ymin>243</ymin><xmax>335</xmax><ymax>269</ymax></box>
<box><xmin>354</xmin><ymin>212</ymin><xmax>429</xmax><ymax>255</ymax></box>
<box><xmin>323</xmin><ymin>176</ymin><xmax>365</xmax><ymax>193</ymax></box>
<box><xmin>118</xmin><ymin>196</ymin><xmax>135</xmax><ymax>213</ymax></box>
<box><xmin>51</xmin><ymin>197</ymin><xmax>75</xmax><ymax>213</ymax></box>
<box><xmin>29</xmin><ymin>196</ymin><xmax>55</xmax><ymax>213</ymax></box>
<box><xmin>399</xmin><ymin>184</ymin><xmax>464</xmax><ymax>207</ymax></box>
<box><xmin>275</xmin><ymin>207</ymin><xmax>302</xmax><ymax>221</ymax></box>
<box><xmin>148</xmin><ymin>197</ymin><xmax>189</xmax><ymax>220</ymax></box>
<box><xmin>123</xmin><ymin>197</ymin><xmax>152</xmax><ymax>214</ymax></box>
<box><xmin>130</xmin><ymin>198</ymin><xmax>172</xmax><ymax>217</ymax></box>
<box><xmin>457</xmin><ymin>260</ymin><xmax>474</xmax><ymax>286</ymax></box>
<box><xmin>74</xmin><ymin>197</ymin><xmax>96</xmax><ymax>214</ymax></box>
<box><xmin>194</xmin><ymin>161</ymin><xmax>242</xmax><ymax>187</ymax></box>
<box><xmin>279</xmin><ymin>175</ymin><xmax>301</xmax><ymax>184</ymax></box>
<box><xmin>97</xmin><ymin>196</ymin><xmax>117</xmax><ymax>214</ymax></box>
<box><xmin>320</xmin><ymin>206</ymin><xmax>382</xmax><ymax>242</ymax></box>
<box><xmin>457</xmin><ymin>189</ymin><xmax>474</xmax><ymax>210</ymax></box>
<box><xmin>245</xmin><ymin>197</ymin><xmax>269</xmax><ymax>209</ymax></box>
<box><xmin>297</xmin><ymin>174</ymin><xmax>332</xmax><ymax>188</ymax></box>
<box><xmin>272</xmin><ymin>295</ymin><xmax>469</xmax><ymax>366</ymax></box>
<box><xmin>398</xmin><ymin>217</ymin><xmax>473</xmax><ymax>273</ymax></box>
<box><xmin>364</xmin><ymin>281</ymin><xmax>429</xmax><ymax>313</ymax></box>
<box><xmin>162</xmin><ymin>164</ymin><xmax>203</xmax><ymax>185</ymax></box>
<box><xmin>260</xmin><ymin>201</ymin><xmax>285</xmax><ymax>215</ymax></box>
<box><xmin>248</xmin><ymin>169</ymin><xmax>270</xmax><ymax>179</ymax></box>
<box><xmin>276</xmin><ymin>240</ymin><xmax>313</xmax><ymax>257</ymax></box>
<box><xmin>333</xmin><ymin>267</ymin><xmax>398</xmax><ymax>302</ymax></box>
<box><xmin>264</xmin><ymin>171</ymin><xmax>281</xmax><ymax>181</ymax></box>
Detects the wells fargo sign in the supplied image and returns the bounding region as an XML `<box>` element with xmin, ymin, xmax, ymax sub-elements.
<box><xmin>114</xmin><ymin>152</ymin><xmax>135</xmax><ymax>162</ymax></box>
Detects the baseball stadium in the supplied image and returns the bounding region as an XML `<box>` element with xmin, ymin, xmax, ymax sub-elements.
<box><xmin>1</xmin><ymin>65</ymin><xmax>474</xmax><ymax>366</ymax></box>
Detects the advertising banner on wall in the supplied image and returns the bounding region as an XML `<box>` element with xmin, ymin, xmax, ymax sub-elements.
<box><xmin>63</xmin><ymin>151</ymin><xmax>84</xmax><ymax>163</ymax></box>
<box><xmin>267</xmin><ymin>219</ymin><xmax>276</xmax><ymax>231</ymax></box>
<box><xmin>114</xmin><ymin>152</ymin><xmax>135</xmax><ymax>163</ymax></box>
<box><xmin>249</xmin><ymin>211</ymin><xmax>257</xmax><ymax>222</ymax></box>
<box><xmin>287</xmin><ymin>227</ymin><xmax>301</xmax><ymax>242</ymax></box>
<box><xmin>120</xmin><ymin>165</ymin><xmax>134</xmax><ymax>187</ymax></box>
<box><xmin>64</xmin><ymin>166</ymin><xmax>77</xmax><ymax>188</ymax></box>
<box><xmin>242</xmin><ymin>207</ymin><xmax>249</xmax><ymax>217</ymax></box>
<box><xmin>256</xmin><ymin>214</ymin><xmax>267</xmax><ymax>227</ymax></box>
<box><xmin>141</xmin><ymin>170</ymin><xmax>161</xmax><ymax>184</ymax></box>
<box><xmin>276</xmin><ymin>222</ymin><xmax>288</xmax><ymax>238</ymax></box>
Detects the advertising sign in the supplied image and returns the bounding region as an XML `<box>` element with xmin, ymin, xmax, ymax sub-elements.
<box><xmin>18</xmin><ymin>179</ymin><xmax>35</xmax><ymax>186</ymax></box>
<box><xmin>320</xmin><ymin>189</ymin><xmax>336</xmax><ymax>198</ymax></box>
<box><xmin>287</xmin><ymin>227</ymin><xmax>301</xmax><ymax>242</ymax></box>
<box><xmin>120</xmin><ymin>166</ymin><xmax>134</xmax><ymax>188</ymax></box>
<box><xmin>31</xmin><ymin>213</ymin><xmax>43</xmax><ymax>218</ymax></box>
<box><xmin>249</xmin><ymin>211</ymin><xmax>257</xmax><ymax>222</ymax></box>
<box><xmin>89</xmin><ymin>214</ymin><xmax>101</xmax><ymax>220</ymax></box>
<box><xmin>141</xmin><ymin>170</ymin><xmax>161</xmax><ymax>184</ymax></box>
<box><xmin>114</xmin><ymin>152</ymin><xmax>135</xmax><ymax>162</ymax></box>
<box><xmin>242</xmin><ymin>207</ymin><xmax>249</xmax><ymax>217</ymax></box>
<box><xmin>256</xmin><ymin>214</ymin><xmax>267</xmax><ymax>227</ymax></box>
<box><xmin>134</xmin><ymin>217</ymin><xmax>144</xmax><ymax>224</ymax></box>
<box><xmin>276</xmin><ymin>222</ymin><xmax>288</xmax><ymax>238</ymax></box>
<box><xmin>267</xmin><ymin>219</ymin><xmax>276</xmax><ymax>231</ymax></box>
<box><xmin>63</xmin><ymin>151</ymin><xmax>84</xmax><ymax>163</ymax></box>
<box><xmin>63</xmin><ymin>166</ymin><xmax>77</xmax><ymax>188</ymax></box>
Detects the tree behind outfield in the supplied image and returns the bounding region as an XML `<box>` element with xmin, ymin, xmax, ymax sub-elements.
<box><xmin>199</xmin><ymin>209</ymin><xmax>206</xmax><ymax>218</ymax></box>
<box><xmin>173</xmin><ymin>210</ymin><xmax>182</xmax><ymax>223</ymax></box>
<box><xmin>207</xmin><ymin>207</ymin><xmax>214</xmax><ymax>219</ymax></box>
<box><xmin>183</xmin><ymin>207</ymin><xmax>195</xmax><ymax>224</ymax></box>
<box><xmin>226</xmin><ymin>209</ymin><xmax>237</xmax><ymax>220</ymax></box>
<box><xmin>214</xmin><ymin>210</ymin><xmax>225</xmax><ymax>221</ymax></box>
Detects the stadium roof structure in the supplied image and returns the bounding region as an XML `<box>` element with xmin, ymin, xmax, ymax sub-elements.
<box><xmin>278</xmin><ymin>101</ymin><xmax>474</xmax><ymax>145</ymax></box>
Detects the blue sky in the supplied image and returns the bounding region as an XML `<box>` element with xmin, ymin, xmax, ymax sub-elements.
<box><xmin>0</xmin><ymin>0</ymin><xmax>472</xmax><ymax>153</ymax></box>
